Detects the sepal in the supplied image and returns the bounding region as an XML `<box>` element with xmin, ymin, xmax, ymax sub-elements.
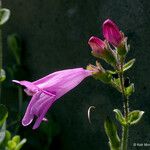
<box><xmin>87</xmin><ymin>62</ymin><xmax>112</xmax><ymax>83</ymax></box>
<box><xmin>94</xmin><ymin>71</ymin><xmax>112</xmax><ymax>83</ymax></box>
<box><xmin>117</xmin><ymin>37</ymin><xmax>128</xmax><ymax>56</ymax></box>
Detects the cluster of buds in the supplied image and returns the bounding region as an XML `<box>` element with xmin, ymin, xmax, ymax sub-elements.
<box><xmin>87</xmin><ymin>19</ymin><xmax>132</xmax><ymax>94</ymax></box>
<box><xmin>88</xmin><ymin>19</ymin><xmax>129</xmax><ymax>61</ymax></box>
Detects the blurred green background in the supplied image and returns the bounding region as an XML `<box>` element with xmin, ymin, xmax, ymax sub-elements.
<box><xmin>2</xmin><ymin>0</ymin><xmax>150</xmax><ymax>149</ymax></box>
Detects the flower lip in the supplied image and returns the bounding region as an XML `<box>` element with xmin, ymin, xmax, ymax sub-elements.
<box><xmin>22</xmin><ymin>116</ymin><xmax>33</xmax><ymax>127</ymax></box>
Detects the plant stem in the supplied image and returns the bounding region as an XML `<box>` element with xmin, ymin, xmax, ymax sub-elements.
<box><xmin>0</xmin><ymin>0</ymin><xmax>2</xmax><ymax>103</ymax></box>
<box><xmin>18</xmin><ymin>86</ymin><xmax>23</xmax><ymax>113</ymax></box>
<box><xmin>118</xmin><ymin>57</ymin><xmax>129</xmax><ymax>150</ymax></box>
<box><xmin>121</xmin><ymin>126</ymin><xmax>128</xmax><ymax>150</ymax></box>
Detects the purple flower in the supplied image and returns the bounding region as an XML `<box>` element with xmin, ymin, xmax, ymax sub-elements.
<box><xmin>13</xmin><ymin>68</ymin><xmax>92</xmax><ymax>129</ymax></box>
<box><xmin>88</xmin><ymin>36</ymin><xmax>106</xmax><ymax>55</ymax></box>
<box><xmin>103</xmin><ymin>19</ymin><xmax>123</xmax><ymax>47</ymax></box>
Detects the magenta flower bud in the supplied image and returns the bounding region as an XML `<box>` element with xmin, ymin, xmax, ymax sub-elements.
<box><xmin>88</xmin><ymin>36</ymin><xmax>116</xmax><ymax>66</ymax></box>
<box><xmin>103</xmin><ymin>19</ymin><xmax>123</xmax><ymax>47</ymax></box>
<box><xmin>88</xmin><ymin>36</ymin><xmax>106</xmax><ymax>55</ymax></box>
<box><xmin>12</xmin><ymin>68</ymin><xmax>92</xmax><ymax>129</ymax></box>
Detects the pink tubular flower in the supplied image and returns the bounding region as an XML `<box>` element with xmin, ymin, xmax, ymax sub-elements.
<box><xmin>12</xmin><ymin>68</ymin><xmax>92</xmax><ymax>129</ymax></box>
<box><xmin>103</xmin><ymin>19</ymin><xmax>123</xmax><ymax>47</ymax></box>
<box><xmin>88</xmin><ymin>36</ymin><xmax>106</xmax><ymax>55</ymax></box>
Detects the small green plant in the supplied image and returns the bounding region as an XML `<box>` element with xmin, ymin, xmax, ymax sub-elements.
<box><xmin>0</xmin><ymin>105</ymin><xmax>26</xmax><ymax>150</ymax></box>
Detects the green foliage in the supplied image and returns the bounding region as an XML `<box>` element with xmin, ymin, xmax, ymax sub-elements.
<box><xmin>124</xmin><ymin>83</ymin><xmax>135</xmax><ymax>97</ymax></box>
<box><xmin>0</xmin><ymin>121</ymin><xmax>6</xmax><ymax>145</ymax></box>
<box><xmin>6</xmin><ymin>33</ymin><xmax>27</xmax><ymax>82</ymax></box>
<box><xmin>12</xmin><ymin>136</ymin><xmax>20</xmax><ymax>145</ymax></box>
<box><xmin>0</xmin><ymin>105</ymin><xmax>8</xmax><ymax>126</ymax></box>
<box><xmin>0</xmin><ymin>8</ymin><xmax>10</xmax><ymax>26</ymax></box>
<box><xmin>6</xmin><ymin>136</ymin><xmax>27</xmax><ymax>150</ymax></box>
<box><xmin>127</xmin><ymin>110</ymin><xmax>144</xmax><ymax>125</ymax></box>
<box><xmin>15</xmin><ymin>138</ymin><xmax>27</xmax><ymax>150</ymax></box>
<box><xmin>94</xmin><ymin>71</ymin><xmax>112</xmax><ymax>83</ymax></box>
<box><xmin>111</xmin><ymin>78</ymin><xmax>121</xmax><ymax>92</ymax></box>
<box><xmin>123</xmin><ymin>59</ymin><xmax>135</xmax><ymax>72</ymax></box>
<box><xmin>7</xmin><ymin>34</ymin><xmax>22</xmax><ymax>65</ymax></box>
<box><xmin>0</xmin><ymin>130</ymin><xmax>11</xmax><ymax>148</ymax></box>
<box><xmin>0</xmin><ymin>69</ymin><xmax>6</xmax><ymax>82</ymax></box>
<box><xmin>104</xmin><ymin>117</ymin><xmax>121</xmax><ymax>150</ymax></box>
<box><xmin>103</xmin><ymin>49</ymin><xmax>117</xmax><ymax>66</ymax></box>
<box><xmin>117</xmin><ymin>38</ymin><xmax>129</xmax><ymax>56</ymax></box>
<box><xmin>117</xmin><ymin>45</ymin><xmax>127</xmax><ymax>56</ymax></box>
<box><xmin>0</xmin><ymin>105</ymin><xmax>26</xmax><ymax>150</ymax></box>
<box><xmin>91</xmin><ymin>48</ymin><xmax>117</xmax><ymax>66</ymax></box>
<box><xmin>107</xmin><ymin>70</ymin><xmax>116</xmax><ymax>74</ymax></box>
<box><xmin>113</xmin><ymin>109</ymin><xmax>126</xmax><ymax>126</ymax></box>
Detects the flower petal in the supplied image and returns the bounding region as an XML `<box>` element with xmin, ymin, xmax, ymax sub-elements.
<box><xmin>88</xmin><ymin>36</ymin><xmax>105</xmax><ymax>54</ymax></box>
<box><xmin>22</xmin><ymin>91</ymin><xmax>56</xmax><ymax>129</ymax></box>
<box><xmin>12</xmin><ymin>80</ymin><xmax>38</xmax><ymax>96</ymax></box>
<box><xmin>32</xmin><ymin>93</ymin><xmax>56</xmax><ymax>129</ymax></box>
<box><xmin>103</xmin><ymin>19</ymin><xmax>122</xmax><ymax>47</ymax></box>
<box><xmin>33</xmin><ymin>68</ymin><xmax>91</xmax><ymax>88</ymax></box>
<box><xmin>22</xmin><ymin>92</ymin><xmax>41</xmax><ymax>126</ymax></box>
<box><xmin>35</xmin><ymin>68</ymin><xmax>92</xmax><ymax>99</ymax></box>
<box><xmin>33</xmin><ymin>68</ymin><xmax>92</xmax><ymax>92</ymax></box>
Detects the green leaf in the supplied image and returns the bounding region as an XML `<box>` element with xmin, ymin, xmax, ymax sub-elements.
<box><xmin>0</xmin><ymin>130</ymin><xmax>11</xmax><ymax>149</ymax></box>
<box><xmin>111</xmin><ymin>78</ymin><xmax>121</xmax><ymax>92</ymax></box>
<box><xmin>7</xmin><ymin>34</ymin><xmax>22</xmax><ymax>65</ymax></box>
<box><xmin>125</xmin><ymin>83</ymin><xmax>135</xmax><ymax>97</ymax></box>
<box><xmin>0</xmin><ymin>8</ymin><xmax>10</xmax><ymax>25</ymax></box>
<box><xmin>0</xmin><ymin>105</ymin><xmax>8</xmax><ymax>126</ymax></box>
<box><xmin>0</xmin><ymin>121</ymin><xmax>6</xmax><ymax>145</ymax></box>
<box><xmin>128</xmin><ymin>110</ymin><xmax>144</xmax><ymax>125</ymax></box>
<box><xmin>107</xmin><ymin>70</ymin><xmax>116</xmax><ymax>74</ymax></box>
<box><xmin>113</xmin><ymin>109</ymin><xmax>126</xmax><ymax>126</ymax></box>
<box><xmin>7</xmin><ymin>140</ymin><xmax>17</xmax><ymax>149</ymax></box>
<box><xmin>15</xmin><ymin>138</ymin><xmax>27</xmax><ymax>150</ymax></box>
<box><xmin>123</xmin><ymin>59</ymin><xmax>135</xmax><ymax>72</ymax></box>
<box><xmin>5</xmin><ymin>131</ymin><xmax>11</xmax><ymax>141</ymax></box>
<box><xmin>12</xmin><ymin>135</ymin><xmax>20</xmax><ymax>144</ymax></box>
<box><xmin>0</xmin><ymin>69</ymin><xmax>6</xmax><ymax>82</ymax></box>
<box><xmin>104</xmin><ymin>117</ymin><xmax>121</xmax><ymax>150</ymax></box>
